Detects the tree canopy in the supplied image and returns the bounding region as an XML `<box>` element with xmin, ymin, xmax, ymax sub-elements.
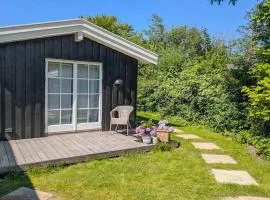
<box><xmin>210</xmin><ymin>0</ymin><xmax>237</xmax><ymax>5</ymax></box>
<box><xmin>82</xmin><ymin>15</ymin><xmax>145</xmax><ymax>47</ymax></box>
<box><xmin>242</xmin><ymin>0</ymin><xmax>270</xmax><ymax>134</ymax></box>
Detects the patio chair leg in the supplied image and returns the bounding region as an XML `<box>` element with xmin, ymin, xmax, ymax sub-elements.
<box><xmin>110</xmin><ymin>122</ymin><xmax>112</xmax><ymax>131</ymax></box>
<box><xmin>115</xmin><ymin>124</ymin><xmax>118</xmax><ymax>132</ymax></box>
<box><xmin>127</xmin><ymin>124</ymin><xmax>129</xmax><ymax>136</ymax></box>
<box><xmin>129</xmin><ymin>121</ymin><xmax>132</xmax><ymax>129</ymax></box>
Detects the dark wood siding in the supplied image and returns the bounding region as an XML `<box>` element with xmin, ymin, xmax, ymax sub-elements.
<box><xmin>0</xmin><ymin>34</ymin><xmax>138</xmax><ymax>140</ymax></box>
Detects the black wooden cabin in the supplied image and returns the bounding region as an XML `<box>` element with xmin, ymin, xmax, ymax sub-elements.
<box><xmin>0</xmin><ymin>19</ymin><xmax>158</xmax><ymax>140</ymax></box>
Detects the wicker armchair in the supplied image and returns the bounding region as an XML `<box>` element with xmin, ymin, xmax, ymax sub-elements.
<box><xmin>110</xmin><ymin>106</ymin><xmax>134</xmax><ymax>135</ymax></box>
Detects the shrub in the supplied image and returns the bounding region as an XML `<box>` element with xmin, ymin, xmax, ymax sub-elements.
<box><xmin>233</xmin><ymin>130</ymin><xmax>270</xmax><ymax>160</ymax></box>
<box><xmin>154</xmin><ymin>142</ymin><xmax>172</xmax><ymax>152</ymax></box>
<box><xmin>138</xmin><ymin>45</ymin><xmax>247</xmax><ymax>133</ymax></box>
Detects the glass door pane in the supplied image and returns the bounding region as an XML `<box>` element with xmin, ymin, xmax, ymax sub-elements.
<box><xmin>77</xmin><ymin>64</ymin><xmax>100</xmax><ymax>125</ymax></box>
<box><xmin>47</xmin><ymin>61</ymin><xmax>74</xmax><ymax>127</ymax></box>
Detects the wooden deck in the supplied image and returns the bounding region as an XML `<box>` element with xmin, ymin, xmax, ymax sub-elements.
<box><xmin>0</xmin><ymin>131</ymin><xmax>152</xmax><ymax>174</ymax></box>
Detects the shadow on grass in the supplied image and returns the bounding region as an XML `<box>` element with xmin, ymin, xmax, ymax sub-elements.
<box><xmin>0</xmin><ymin>139</ymin><xmax>38</xmax><ymax>199</ymax></box>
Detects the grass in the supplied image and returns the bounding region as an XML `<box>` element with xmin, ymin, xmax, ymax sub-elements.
<box><xmin>0</xmin><ymin>112</ymin><xmax>269</xmax><ymax>200</ymax></box>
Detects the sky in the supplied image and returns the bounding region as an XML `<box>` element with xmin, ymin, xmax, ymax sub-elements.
<box><xmin>0</xmin><ymin>0</ymin><xmax>259</xmax><ymax>39</ymax></box>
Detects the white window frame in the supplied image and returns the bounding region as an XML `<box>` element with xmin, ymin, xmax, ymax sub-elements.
<box><xmin>45</xmin><ymin>58</ymin><xmax>103</xmax><ymax>133</ymax></box>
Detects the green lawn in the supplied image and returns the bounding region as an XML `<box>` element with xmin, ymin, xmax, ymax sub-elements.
<box><xmin>0</xmin><ymin>112</ymin><xmax>269</xmax><ymax>200</ymax></box>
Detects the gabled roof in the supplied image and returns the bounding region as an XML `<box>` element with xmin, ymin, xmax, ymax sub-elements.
<box><xmin>0</xmin><ymin>19</ymin><xmax>158</xmax><ymax>65</ymax></box>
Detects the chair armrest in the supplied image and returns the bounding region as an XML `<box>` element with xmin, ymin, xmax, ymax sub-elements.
<box><xmin>110</xmin><ymin>108</ymin><xmax>118</xmax><ymax>117</ymax></box>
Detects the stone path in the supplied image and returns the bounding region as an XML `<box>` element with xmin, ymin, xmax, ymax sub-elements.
<box><xmin>201</xmin><ymin>154</ymin><xmax>237</xmax><ymax>164</ymax></box>
<box><xmin>191</xmin><ymin>142</ymin><xmax>221</xmax><ymax>150</ymax></box>
<box><xmin>174</xmin><ymin>128</ymin><xmax>184</xmax><ymax>133</ymax></box>
<box><xmin>0</xmin><ymin>187</ymin><xmax>54</xmax><ymax>200</ymax></box>
<box><xmin>175</xmin><ymin>128</ymin><xmax>269</xmax><ymax>199</ymax></box>
<box><xmin>176</xmin><ymin>134</ymin><xmax>201</xmax><ymax>139</ymax></box>
<box><xmin>211</xmin><ymin>169</ymin><xmax>258</xmax><ymax>185</ymax></box>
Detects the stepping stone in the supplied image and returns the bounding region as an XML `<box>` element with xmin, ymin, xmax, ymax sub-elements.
<box><xmin>224</xmin><ymin>197</ymin><xmax>270</xmax><ymax>200</ymax></box>
<box><xmin>1</xmin><ymin>187</ymin><xmax>54</xmax><ymax>200</ymax></box>
<box><xmin>201</xmin><ymin>154</ymin><xmax>237</xmax><ymax>164</ymax></box>
<box><xmin>174</xmin><ymin>128</ymin><xmax>184</xmax><ymax>133</ymax></box>
<box><xmin>211</xmin><ymin>169</ymin><xmax>258</xmax><ymax>185</ymax></box>
<box><xmin>176</xmin><ymin>134</ymin><xmax>201</xmax><ymax>139</ymax></box>
<box><xmin>192</xmin><ymin>142</ymin><xmax>221</xmax><ymax>150</ymax></box>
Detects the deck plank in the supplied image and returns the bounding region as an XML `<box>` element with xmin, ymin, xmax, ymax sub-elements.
<box><xmin>32</xmin><ymin>138</ymin><xmax>55</xmax><ymax>161</ymax></box>
<box><xmin>79</xmin><ymin>133</ymin><xmax>112</xmax><ymax>152</ymax></box>
<box><xmin>65</xmin><ymin>134</ymin><xmax>92</xmax><ymax>155</ymax></box>
<box><xmin>0</xmin><ymin>142</ymin><xmax>10</xmax><ymax>169</ymax></box>
<box><xmin>0</xmin><ymin>131</ymin><xmax>152</xmax><ymax>174</ymax></box>
<box><xmin>28</xmin><ymin>138</ymin><xmax>49</xmax><ymax>162</ymax></box>
<box><xmin>71</xmin><ymin>133</ymin><xmax>105</xmax><ymax>153</ymax></box>
<box><xmin>51</xmin><ymin>136</ymin><xmax>75</xmax><ymax>158</ymax></box>
<box><xmin>15</xmin><ymin>140</ymin><xmax>37</xmax><ymax>164</ymax></box>
<box><xmin>102</xmin><ymin>134</ymin><xmax>135</xmax><ymax>150</ymax></box>
<box><xmin>54</xmin><ymin>134</ymin><xmax>86</xmax><ymax>156</ymax></box>
<box><xmin>39</xmin><ymin>137</ymin><xmax>63</xmax><ymax>160</ymax></box>
<box><xmin>3</xmin><ymin>141</ymin><xmax>16</xmax><ymax>167</ymax></box>
<box><xmin>46</xmin><ymin>136</ymin><xmax>71</xmax><ymax>159</ymax></box>
<box><xmin>23</xmin><ymin>139</ymin><xmax>42</xmax><ymax>163</ymax></box>
<box><xmin>73</xmin><ymin>134</ymin><xmax>96</xmax><ymax>153</ymax></box>
<box><xmin>96</xmin><ymin>134</ymin><xmax>125</xmax><ymax>151</ymax></box>
<box><xmin>70</xmin><ymin>134</ymin><xmax>94</xmax><ymax>155</ymax></box>
<box><xmin>8</xmin><ymin>141</ymin><xmax>26</xmax><ymax>165</ymax></box>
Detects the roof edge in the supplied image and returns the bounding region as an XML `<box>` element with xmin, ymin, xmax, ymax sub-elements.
<box><xmin>0</xmin><ymin>18</ymin><xmax>158</xmax><ymax>65</ymax></box>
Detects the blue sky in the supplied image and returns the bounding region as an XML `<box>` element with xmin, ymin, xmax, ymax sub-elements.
<box><xmin>1</xmin><ymin>0</ymin><xmax>259</xmax><ymax>39</ymax></box>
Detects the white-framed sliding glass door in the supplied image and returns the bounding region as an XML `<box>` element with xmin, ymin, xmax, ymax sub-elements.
<box><xmin>45</xmin><ymin>59</ymin><xmax>102</xmax><ymax>133</ymax></box>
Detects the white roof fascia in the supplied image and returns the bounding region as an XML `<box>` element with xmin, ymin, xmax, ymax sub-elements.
<box><xmin>0</xmin><ymin>19</ymin><xmax>158</xmax><ymax>65</ymax></box>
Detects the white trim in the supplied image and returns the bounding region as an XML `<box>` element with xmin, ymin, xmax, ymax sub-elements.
<box><xmin>45</xmin><ymin>61</ymin><xmax>49</xmax><ymax>133</ymax></box>
<box><xmin>72</xmin><ymin>62</ymin><xmax>78</xmax><ymax>131</ymax></box>
<box><xmin>46</xmin><ymin>58</ymin><xmax>102</xmax><ymax>65</ymax></box>
<box><xmin>76</xmin><ymin>122</ymin><xmax>101</xmax><ymax>130</ymax></box>
<box><xmin>45</xmin><ymin>58</ymin><xmax>103</xmax><ymax>134</ymax></box>
<box><xmin>0</xmin><ymin>19</ymin><xmax>158</xmax><ymax>65</ymax></box>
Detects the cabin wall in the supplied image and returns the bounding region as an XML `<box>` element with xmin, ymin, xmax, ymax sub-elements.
<box><xmin>0</xmin><ymin>34</ymin><xmax>138</xmax><ymax>140</ymax></box>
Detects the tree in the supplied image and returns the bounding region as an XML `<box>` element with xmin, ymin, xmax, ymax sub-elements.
<box><xmin>242</xmin><ymin>0</ymin><xmax>270</xmax><ymax>134</ymax></box>
<box><xmin>82</xmin><ymin>15</ymin><xmax>145</xmax><ymax>47</ymax></box>
<box><xmin>145</xmin><ymin>14</ymin><xmax>166</xmax><ymax>52</ymax></box>
<box><xmin>210</xmin><ymin>0</ymin><xmax>237</xmax><ymax>5</ymax></box>
<box><xmin>166</xmin><ymin>27</ymin><xmax>211</xmax><ymax>59</ymax></box>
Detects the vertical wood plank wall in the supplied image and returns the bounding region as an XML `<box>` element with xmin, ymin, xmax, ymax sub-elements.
<box><xmin>0</xmin><ymin>34</ymin><xmax>138</xmax><ymax>140</ymax></box>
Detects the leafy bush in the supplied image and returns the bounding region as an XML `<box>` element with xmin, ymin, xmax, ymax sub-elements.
<box><xmin>234</xmin><ymin>130</ymin><xmax>270</xmax><ymax>160</ymax></box>
<box><xmin>154</xmin><ymin>142</ymin><xmax>172</xmax><ymax>152</ymax></box>
<box><xmin>138</xmin><ymin>41</ymin><xmax>247</xmax><ymax>133</ymax></box>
